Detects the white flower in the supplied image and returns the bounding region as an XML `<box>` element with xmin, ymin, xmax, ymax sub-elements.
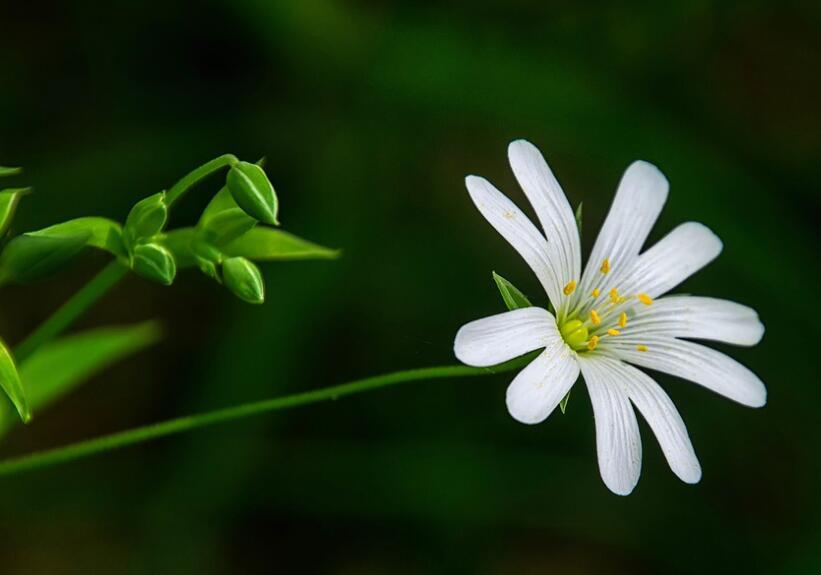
<box><xmin>454</xmin><ymin>140</ymin><xmax>766</xmax><ymax>495</ymax></box>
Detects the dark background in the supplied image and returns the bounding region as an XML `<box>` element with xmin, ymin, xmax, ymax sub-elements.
<box><xmin>1</xmin><ymin>1</ymin><xmax>819</xmax><ymax>573</ymax></box>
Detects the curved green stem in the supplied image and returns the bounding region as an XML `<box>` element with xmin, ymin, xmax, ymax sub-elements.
<box><xmin>165</xmin><ymin>154</ymin><xmax>238</xmax><ymax>206</ymax></box>
<box><xmin>0</xmin><ymin>360</ymin><xmax>524</xmax><ymax>477</ymax></box>
<box><xmin>14</xmin><ymin>261</ymin><xmax>129</xmax><ymax>363</ymax></box>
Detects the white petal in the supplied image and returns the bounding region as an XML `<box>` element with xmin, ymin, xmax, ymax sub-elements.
<box><xmin>454</xmin><ymin>307</ymin><xmax>556</xmax><ymax>367</ymax></box>
<box><xmin>590</xmin><ymin>356</ymin><xmax>701</xmax><ymax>484</ymax></box>
<box><xmin>605</xmin><ymin>336</ymin><xmax>767</xmax><ymax>407</ymax></box>
<box><xmin>580</xmin><ymin>161</ymin><xmax>669</xmax><ymax>297</ymax></box>
<box><xmin>627</xmin><ymin>295</ymin><xmax>765</xmax><ymax>346</ymax></box>
<box><xmin>506</xmin><ymin>339</ymin><xmax>579</xmax><ymax>425</ymax></box>
<box><xmin>465</xmin><ymin>175</ymin><xmax>563</xmax><ymax>303</ymax></box>
<box><xmin>507</xmin><ymin>140</ymin><xmax>581</xmax><ymax>303</ymax></box>
<box><xmin>578</xmin><ymin>355</ymin><xmax>642</xmax><ymax>495</ymax></box>
<box><xmin>620</xmin><ymin>222</ymin><xmax>723</xmax><ymax>299</ymax></box>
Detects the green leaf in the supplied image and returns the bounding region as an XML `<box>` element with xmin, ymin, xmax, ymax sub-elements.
<box><xmin>0</xmin><ymin>187</ymin><xmax>32</xmax><ymax>237</ymax></box>
<box><xmin>492</xmin><ymin>271</ymin><xmax>532</xmax><ymax>311</ymax></box>
<box><xmin>0</xmin><ymin>322</ymin><xmax>161</xmax><ymax>439</ymax></box>
<box><xmin>0</xmin><ymin>340</ymin><xmax>30</xmax><ymax>424</ymax></box>
<box><xmin>0</xmin><ymin>217</ymin><xmax>127</xmax><ymax>283</ymax></box>
<box><xmin>0</xmin><ymin>232</ymin><xmax>91</xmax><ymax>284</ymax></box>
<box><xmin>226</xmin><ymin>162</ymin><xmax>279</xmax><ymax>226</ymax></box>
<box><xmin>0</xmin><ymin>167</ymin><xmax>21</xmax><ymax>178</ymax></box>
<box><xmin>223</xmin><ymin>228</ymin><xmax>340</xmax><ymax>261</ymax></box>
<box><xmin>198</xmin><ymin>208</ymin><xmax>257</xmax><ymax>247</ymax></box>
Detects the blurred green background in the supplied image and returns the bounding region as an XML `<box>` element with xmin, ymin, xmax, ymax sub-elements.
<box><xmin>1</xmin><ymin>1</ymin><xmax>819</xmax><ymax>573</ymax></box>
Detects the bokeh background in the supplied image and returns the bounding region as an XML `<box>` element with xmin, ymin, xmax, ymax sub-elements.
<box><xmin>1</xmin><ymin>1</ymin><xmax>819</xmax><ymax>573</ymax></box>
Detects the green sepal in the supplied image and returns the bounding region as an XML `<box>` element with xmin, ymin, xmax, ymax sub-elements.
<box><xmin>559</xmin><ymin>389</ymin><xmax>571</xmax><ymax>414</ymax></box>
<box><xmin>492</xmin><ymin>271</ymin><xmax>532</xmax><ymax>311</ymax></box>
<box><xmin>226</xmin><ymin>161</ymin><xmax>279</xmax><ymax>226</ymax></box>
<box><xmin>0</xmin><ymin>339</ymin><xmax>30</xmax><ymax>423</ymax></box>
<box><xmin>223</xmin><ymin>228</ymin><xmax>339</xmax><ymax>261</ymax></box>
<box><xmin>222</xmin><ymin>256</ymin><xmax>265</xmax><ymax>304</ymax></box>
<box><xmin>124</xmin><ymin>192</ymin><xmax>168</xmax><ymax>247</ymax></box>
<box><xmin>0</xmin><ymin>187</ymin><xmax>32</xmax><ymax>237</ymax></box>
<box><xmin>0</xmin><ymin>167</ymin><xmax>22</xmax><ymax>178</ymax></box>
<box><xmin>575</xmin><ymin>202</ymin><xmax>583</xmax><ymax>240</ymax></box>
<box><xmin>131</xmin><ymin>242</ymin><xmax>176</xmax><ymax>285</ymax></box>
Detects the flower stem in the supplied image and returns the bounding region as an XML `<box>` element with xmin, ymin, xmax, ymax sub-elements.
<box><xmin>14</xmin><ymin>261</ymin><xmax>129</xmax><ymax>363</ymax></box>
<box><xmin>165</xmin><ymin>154</ymin><xmax>238</xmax><ymax>206</ymax></box>
<box><xmin>0</xmin><ymin>361</ymin><xmax>523</xmax><ymax>477</ymax></box>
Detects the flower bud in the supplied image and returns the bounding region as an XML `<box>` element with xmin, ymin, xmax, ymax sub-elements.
<box><xmin>222</xmin><ymin>256</ymin><xmax>265</xmax><ymax>304</ymax></box>
<box><xmin>125</xmin><ymin>192</ymin><xmax>168</xmax><ymax>244</ymax></box>
<box><xmin>131</xmin><ymin>242</ymin><xmax>176</xmax><ymax>285</ymax></box>
<box><xmin>226</xmin><ymin>162</ymin><xmax>279</xmax><ymax>226</ymax></box>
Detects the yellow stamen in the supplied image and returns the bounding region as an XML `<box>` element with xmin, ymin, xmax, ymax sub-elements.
<box><xmin>607</xmin><ymin>328</ymin><xmax>621</xmax><ymax>336</ymax></box>
<box><xmin>609</xmin><ymin>288</ymin><xmax>620</xmax><ymax>304</ymax></box>
<box><xmin>563</xmin><ymin>281</ymin><xmax>577</xmax><ymax>296</ymax></box>
<box><xmin>636</xmin><ymin>345</ymin><xmax>648</xmax><ymax>352</ymax></box>
<box><xmin>638</xmin><ymin>293</ymin><xmax>653</xmax><ymax>306</ymax></box>
<box><xmin>619</xmin><ymin>312</ymin><xmax>628</xmax><ymax>328</ymax></box>
<box><xmin>600</xmin><ymin>258</ymin><xmax>610</xmax><ymax>274</ymax></box>
<box><xmin>589</xmin><ymin>309</ymin><xmax>601</xmax><ymax>325</ymax></box>
<box><xmin>591</xmin><ymin>288</ymin><xmax>600</xmax><ymax>298</ymax></box>
<box><xmin>587</xmin><ymin>335</ymin><xmax>599</xmax><ymax>351</ymax></box>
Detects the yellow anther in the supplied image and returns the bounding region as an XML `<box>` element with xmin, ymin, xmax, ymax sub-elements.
<box><xmin>607</xmin><ymin>328</ymin><xmax>621</xmax><ymax>336</ymax></box>
<box><xmin>563</xmin><ymin>280</ymin><xmax>577</xmax><ymax>296</ymax></box>
<box><xmin>591</xmin><ymin>288</ymin><xmax>600</xmax><ymax>298</ymax></box>
<box><xmin>589</xmin><ymin>309</ymin><xmax>601</xmax><ymax>325</ymax></box>
<box><xmin>619</xmin><ymin>312</ymin><xmax>628</xmax><ymax>328</ymax></box>
<box><xmin>636</xmin><ymin>345</ymin><xmax>648</xmax><ymax>352</ymax></box>
<box><xmin>638</xmin><ymin>293</ymin><xmax>653</xmax><ymax>306</ymax></box>
<box><xmin>609</xmin><ymin>288</ymin><xmax>620</xmax><ymax>304</ymax></box>
<box><xmin>600</xmin><ymin>258</ymin><xmax>610</xmax><ymax>274</ymax></box>
<box><xmin>587</xmin><ymin>335</ymin><xmax>600</xmax><ymax>351</ymax></box>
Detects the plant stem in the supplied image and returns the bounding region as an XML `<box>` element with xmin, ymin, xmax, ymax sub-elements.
<box><xmin>165</xmin><ymin>154</ymin><xmax>238</xmax><ymax>206</ymax></box>
<box><xmin>14</xmin><ymin>261</ymin><xmax>129</xmax><ymax>363</ymax></box>
<box><xmin>0</xmin><ymin>361</ymin><xmax>522</xmax><ymax>477</ymax></box>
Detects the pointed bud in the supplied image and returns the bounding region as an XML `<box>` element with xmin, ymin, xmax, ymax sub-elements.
<box><xmin>226</xmin><ymin>162</ymin><xmax>279</xmax><ymax>226</ymax></box>
<box><xmin>131</xmin><ymin>243</ymin><xmax>176</xmax><ymax>285</ymax></box>
<box><xmin>222</xmin><ymin>257</ymin><xmax>265</xmax><ymax>304</ymax></box>
<box><xmin>125</xmin><ymin>192</ymin><xmax>168</xmax><ymax>244</ymax></box>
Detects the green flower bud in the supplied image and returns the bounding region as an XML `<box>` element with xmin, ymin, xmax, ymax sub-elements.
<box><xmin>226</xmin><ymin>162</ymin><xmax>279</xmax><ymax>226</ymax></box>
<box><xmin>131</xmin><ymin>243</ymin><xmax>176</xmax><ymax>285</ymax></box>
<box><xmin>222</xmin><ymin>256</ymin><xmax>265</xmax><ymax>304</ymax></box>
<box><xmin>125</xmin><ymin>192</ymin><xmax>168</xmax><ymax>245</ymax></box>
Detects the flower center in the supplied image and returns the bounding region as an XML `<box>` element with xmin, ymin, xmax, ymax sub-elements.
<box><xmin>558</xmin><ymin>258</ymin><xmax>655</xmax><ymax>354</ymax></box>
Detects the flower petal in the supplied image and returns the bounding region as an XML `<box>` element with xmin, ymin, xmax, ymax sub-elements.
<box><xmin>579</xmin><ymin>160</ymin><xmax>669</xmax><ymax>299</ymax></box>
<box><xmin>454</xmin><ymin>307</ymin><xmax>556</xmax><ymax>367</ymax></box>
<box><xmin>506</xmin><ymin>339</ymin><xmax>579</xmax><ymax>425</ymax></box>
<box><xmin>578</xmin><ymin>355</ymin><xmax>642</xmax><ymax>495</ymax></box>
<box><xmin>507</xmin><ymin>140</ymin><xmax>580</xmax><ymax>305</ymax></box>
<box><xmin>465</xmin><ymin>175</ymin><xmax>563</xmax><ymax>304</ymax></box>
<box><xmin>589</xmin><ymin>356</ymin><xmax>701</xmax><ymax>484</ymax></box>
<box><xmin>627</xmin><ymin>295</ymin><xmax>764</xmax><ymax>346</ymax></box>
<box><xmin>619</xmin><ymin>222</ymin><xmax>723</xmax><ymax>299</ymax></box>
<box><xmin>605</xmin><ymin>336</ymin><xmax>767</xmax><ymax>407</ymax></box>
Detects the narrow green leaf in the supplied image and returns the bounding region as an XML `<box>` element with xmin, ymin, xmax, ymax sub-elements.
<box><xmin>0</xmin><ymin>232</ymin><xmax>90</xmax><ymax>283</ymax></box>
<box><xmin>27</xmin><ymin>217</ymin><xmax>126</xmax><ymax>256</ymax></box>
<box><xmin>492</xmin><ymin>271</ymin><xmax>532</xmax><ymax>311</ymax></box>
<box><xmin>0</xmin><ymin>187</ymin><xmax>32</xmax><ymax>236</ymax></box>
<box><xmin>223</xmin><ymin>228</ymin><xmax>340</xmax><ymax>261</ymax></box>
<box><xmin>0</xmin><ymin>322</ymin><xmax>162</xmax><ymax>439</ymax></box>
<box><xmin>0</xmin><ymin>167</ymin><xmax>21</xmax><ymax>178</ymax></box>
<box><xmin>198</xmin><ymin>208</ymin><xmax>257</xmax><ymax>247</ymax></box>
<box><xmin>0</xmin><ymin>340</ymin><xmax>29</xmax><ymax>423</ymax></box>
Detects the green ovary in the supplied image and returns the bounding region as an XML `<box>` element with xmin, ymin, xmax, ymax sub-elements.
<box><xmin>559</xmin><ymin>318</ymin><xmax>588</xmax><ymax>350</ymax></box>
